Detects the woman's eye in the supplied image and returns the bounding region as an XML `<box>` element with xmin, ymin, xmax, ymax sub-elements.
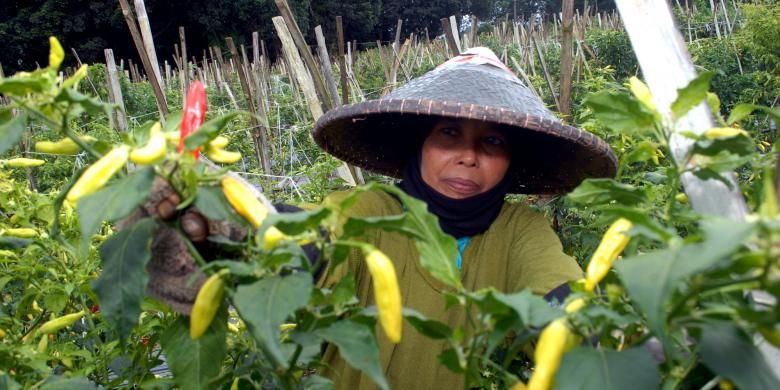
<box><xmin>484</xmin><ymin>136</ymin><xmax>505</xmax><ymax>146</ymax></box>
<box><xmin>440</xmin><ymin>127</ymin><xmax>458</xmax><ymax>136</ymax></box>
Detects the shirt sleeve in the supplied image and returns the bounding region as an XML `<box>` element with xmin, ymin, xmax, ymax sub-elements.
<box><xmin>511</xmin><ymin>209</ymin><xmax>583</xmax><ymax>295</ymax></box>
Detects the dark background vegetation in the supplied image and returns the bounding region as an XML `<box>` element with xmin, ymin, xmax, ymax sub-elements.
<box><xmin>0</xmin><ymin>0</ymin><xmax>615</xmax><ymax>74</ymax></box>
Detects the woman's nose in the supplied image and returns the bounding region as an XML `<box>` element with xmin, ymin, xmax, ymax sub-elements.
<box><xmin>456</xmin><ymin>144</ymin><xmax>478</xmax><ymax>167</ymax></box>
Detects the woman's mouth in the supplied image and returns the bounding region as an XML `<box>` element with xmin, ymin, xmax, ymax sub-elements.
<box><xmin>442</xmin><ymin>178</ymin><xmax>480</xmax><ymax>195</ymax></box>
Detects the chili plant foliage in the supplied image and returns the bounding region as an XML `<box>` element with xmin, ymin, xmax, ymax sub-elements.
<box><xmin>3</xmin><ymin>37</ymin><xmax>780</xmax><ymax>390</ymax></box>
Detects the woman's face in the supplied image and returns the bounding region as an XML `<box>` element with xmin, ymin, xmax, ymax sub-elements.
<box><xmin>420</xmin><ymin>118</ymin><xmax>511</xmax><ymax>199</ymax></box>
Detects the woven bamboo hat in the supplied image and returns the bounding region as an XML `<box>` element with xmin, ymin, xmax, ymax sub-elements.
<box><xmin>312</xmin><ymin>47</ymin><xmax>617</xmax><ymax>194</ymax></box>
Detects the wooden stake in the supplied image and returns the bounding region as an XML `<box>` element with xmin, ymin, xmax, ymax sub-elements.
<box><xmin>615</xmin><ymin>0</ymin><xmax>746</xmax><ymax>218</ymax></box>
<box><xmin>226</xmin><ymin>37</ymin><xmax>272</xmax><ymax>174</ymax></box>
<box><xmin>559</xmin><ymin>0</ymin><xmax>574</xmax><ymax>118</ymax></box>
<box><xmin>179</xmin><ymin>26</ymin><xmax>189</xmax><ymax>102</ymax></box>
<box><xmin>441</xmin><ymin>17</ymin><xmax>460</xmax><ymax>57</ymax></box>
<box><xmin>104</xmin><ymin>49</ymin><xmax>129</xmax><ymax>133</ymax></box>
<box><xmin>274</xmin><ymin>0</ymin><xmax>333</xmax><ymax>111</ymax></box>
<box><xmin>315</xmin><ymin>26</ymin><xmax>341</xmax><ymax>107</ymax></box>
<box><xmin>132</xmin><ymin>0</ymin><xmax>163</xmax><ymax>88</ymax></box>
<box><xmin>336</xmin><ymin>16</ymin><xmax>350</xmax><ymax>104</ymax></box>
<box><xmin>118</xmin><ymin>0</ymin><xmax>168</xmax><ymax>118</ymax></box>
<box><xmin>531</xmin><ymin>33</ymin><xmax>561</xmax><ymax>111</ymax></box>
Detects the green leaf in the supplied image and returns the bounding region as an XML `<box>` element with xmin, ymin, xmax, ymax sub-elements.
<box><xmin>403</xmin><ymin>308</ymin><xmax>452</xmax><ymax>339</ymax></box>
<box><xmin>40</xmin><ymin>376</ymin><xmax>97</xmax><ymax>390</ymax></box>
<box><xmin>342</xmin><ymin>214</ymin><xmax>424</xmax><ymax>240</ymax></box>
<box><xmin>266</xmin><ymin>206</ymin><xmax>332</xmax><ymax>235</ymax></box>
<box><xmin>0</xmin><ymin>77</ymin><xmax>47</xmax><ymax>95</ymax></box>
<box><xmin>691</xmin><ymin>135</ymin><xmax>754</xmax><ymax>157</ymax></box>
<box><xmin>555</xmin><ymin>347</ymin><xmax>660</xmax><ymax>390</ymax></box>
<box><xmin>370</xmin><ymin>184</ymin><xmax>461</xmax><ymax>289</ymax></box>
<box><xmin>0</xmin><ymin>113</ymin><xmax>28</xmax><ymax>156</ymax></box>
<box><xmin>699</xmin><ymin>323</ymin><xmax>780</xmax><ymax>390</ymax></box>
<box><xmin>78</xmin><ymin>167</ymin><xmax>155</xmax><ymax>251</ymax></box>
<box><xmin>727</xmin><ymin>103</ymin><xmax>761</xmax><ymax>125</ymax></box>
<box><xmin>489</xmin><ymin>289</ymin><xmax>563</xmax><ymax>327</ymax></box>
<box><xmin>55</xmin><ymin>88</ymin><xmax>113</xmax><ymax>119</ymax></box>
<box><xmin>233</xmin><ymin>273</ymin><xmax>312</xmax><ymax>370</ymax></box>
<box><xmin>299</xmin><ymin>375</ymin><xmax>333</xmax><ymax>390</ymax></box>
<box><xmin>184</xmin><ymin>112</ymin><xmax>241</xmax><ymax>150</ymax></box>
<box><xmin>622</xmin><ymin>140</ymin><xmax>658</xmax><ymax>164</ymax></box>
<box><xmin>616</xmin><ymin>219</ymin><xmax>756</xmax><ymax>342</ymax></box>
<box><xmin>93</xmin><ymin>218</ymin><xmax>157</xmax><ymax>340</ymax></box>
<box><xmin>671</xmin><ymin>72</ymin><xmax>715</xmax><ymax>119</ymax></box>
<box><xmin>584</xmin><ymin>91</ymin><xmax>657</xmax><ymax>134</ymax></box>
<box><xmin>567</xmin><ymin>179</ymin><xmax>647</xmax><ymax>206</ymax></box>
<box><xmin>161</xmin><ymin>305</ymin><xmax>227</xmax><ymax>390</ymax></box>
<box><xmin>317</xmin><ymin>320</ymin><xmax>389</xmax><ymax>390</ymax></box>
<box><xmin>193</xmin><ymin>185</ymin><xmax>245</xmax><ymax>226</ymax></box>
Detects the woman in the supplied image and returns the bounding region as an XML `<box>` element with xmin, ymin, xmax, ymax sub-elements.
<box><xmin>311</xmin><ymin>47</ymin><xmax>616</xmax><ymax>389</ymax></box>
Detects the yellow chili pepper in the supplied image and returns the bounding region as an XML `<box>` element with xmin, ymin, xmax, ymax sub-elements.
<box><xmin>66</xmin><ymin>145</ymin><xmax>129</xmax><ymax>203</ymax></box>
<box><xmin>564</xmin><ymin>298</ymin><xmax>585</xmax><ymax>313</ymax></box>
<box><xmin>584</xmin><ymin>218</ymin><xmax>633</xmax><ymax>292</ymax></box>
<box><xmin>37</xmin><ymin>335</ymin><xmax>49</xmax><ymax>353</ymax></box>
<box><xmin>205</xmin><ymin>147</ymin><xmax>242</xmax><ymax>164</ymax></box>
<box><xmin>2</xmin><ymin>228</ymin><xmax>39</xmax><ymax>238</ymax></box>
<box><xmin>49</xmin><ymin>36</ymin><xmax>64</xmax><ymax>69</ymax></box>
<box><xmin>1</xmin><ymin>158</ymin><xmax>45</xmax><ymax>168</ymax></box>
<box><xmin>363</xmin><ymin>248</ymin><xmax>402</xmax><ymax>343</ymax></box>
<box><xmin>675</xmin><ymin>193</ymin><xmax>689</xmax><ymax>204</ymax></box>
<box><xmin>509</xmin><ymin>382</ymin><xmax>528</xmax><ymax>390</ymax></box>
<box><xmin>190</xmin><ymin>274</ymin><xmax>225</xmax><ymax>340</ymax></box>
<box><xmin>0</xmin><ymin>328</ymin><xmax>6</xmax><ymax>338</ymax></box>
<box><xmin>130</xmin><ymin>122</ymin><xmax>166</xmax><ymax>165</ymax></box>
<box><xmin>35</xmin><ymin>137</ymin><xmax>84</xmax><ymax>155</ymax></box>
<box><xmin>209</xmin><ymin>136</ymin><xmax>229</xmax><ymax>149</ymax></box>
<box><xmin>528</xmin><ymin>319</ymin><xmax>576</xmax><ymax>390</ymax></box>
<box><xmin>703</xmin><ymin>127</ymin><xmax>749</xmax><ymax>139</ymax></box>
<box><xmin>36</xmin><ymin>310</ymin><xmax>85</xmax><ymax>336</ymax></box>
<box><xmin>221</xmin><ymin>176</ymin><xmax>286</xmax><ymax>249</ymax></box>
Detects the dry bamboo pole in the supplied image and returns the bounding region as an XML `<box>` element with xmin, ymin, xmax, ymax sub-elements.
<box><xmin>118</xmin><ymin>0</ymin><xmax>169</xmax><ymax>118</ymax></box>
<box><xmin>382</xmin><ymin>38</ymin><xmax>410</xmax><ymax>96</ymax></box>
<box><xmin>441</xmin><ymin>17</ymin><xmax>460</xmax><ymax>57</ymax></box>
<box><xmin>470</xmin><ymin>15</ymin><xmax>479</xmax><ymax>46</ymax></box>
<box><xmin>336</xmin><ymin>16</ymin><xmax>350</xmax><ymax>105</ymax></box>
<box><xmin>531</xmin><ymin>33</ymin><xmax>561</xmax><ymax>111</ymax></box>
<box><xmin>133</xmin><ymin>0</ymin><xmax>163</xmax><ymax>88</ymax></box>
<box><xmin>511</xmin><ymin>56</ymin><xmax>541</xmax><ymax>99</ymax></box>
<box><xmin>559</xmin><ymin>0</ymin><xmax>574</xmax><ymax>119</ymax></box>
<box><xmin>708</xmin><ymin>0</ymin><xmax>722</xmax><ymax>39</ymax></box>
<box><xmin>179</xmin><ymin>26</ymin><xmax>189</xmax><ymax>103</ymax></box>
<box><xmin>274</xmin><ymin>0</ymin><xmax>333</xmax><ymax>111</ymax></box>
<box><xmin>376</xmin><ymin>40</ymin><xmax>391</xmax><ymax>82</ymax></box>
<box><xmin>314</xmin><ymin>26</ymin><xmax>341</xmax><ymax>107</ymax></box>
<box><xmin>393</xmin><ymin>19</ymin><xmax>403</xmax><ymax>53</ymax></box>
<box><xmin>616</xmin><ymin>0</ymin><xmax>747</xmax><ymax>217</ymax></box>
<box><xmin>449</xmin><ymin>15</ymin><xmax>462</xmax><ymax>53</ymax></box>
<box><xmin>70</xmin><ymin>48</ymin><xmax>99</xmax><ymax>96</ymax></box>
<box><xmin>226</xmin><ymin>37</ymin><xmax>272</xmax><ymax>174</ymax></box>
<box><xmin>104</xmin><ymin>49</ymin><xmax>129</xmax><ymax>133</ymax></box>
<box><xmin>272</xmin><ymin>17</ymin><xmax>323</xmax><ymax>120</ymax></box>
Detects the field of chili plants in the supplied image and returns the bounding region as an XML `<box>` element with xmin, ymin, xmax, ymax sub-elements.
<box><xmin>2</xmin><ymin>2</ymin><xmax>780</xmax><ymax>389</ymax></box>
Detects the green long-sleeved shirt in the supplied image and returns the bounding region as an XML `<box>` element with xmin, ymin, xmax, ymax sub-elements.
<box><xmin>318</xmin><ymin>189</ymin><xmax>582</xmax><ymax>390</ymax></box>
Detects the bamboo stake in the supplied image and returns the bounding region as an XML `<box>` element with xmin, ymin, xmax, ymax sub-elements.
<box><xmin>118</xmin><ymin>0</ymin><xmax>169</xmax><ymax>118</ymax></box>
<box><xmin>441</xmin><ymin>17</ymin><xmax>460</xmax><ymax>57</ymax></box>
<box><xmin>179</xmin><ymin>26</ymin><xmax>189</xmax><ymax>103</ymax></box>
<box><xmin>104</xmin><ymin>49</ymin><xmax>129</xmax><ymax>133</ymax></box>
<box><xmin>559</xmin><ymin>0</ymin><xmax>575</xmax><ymax>118</ymax></box>
<box><xmin>336</xmin><ymin>16</ymin><xmax>350</xmax><ymax>105</ymax></box>
<box><xmin>133</xmin><ymin>0</ymin><xmax>163</xmax><ymax>88</ymax></box>
<box><xmin>274</xmin><ymin>0</ymin><xmax>333</xmax><ymax>111</ymax></box>
<box><xmin>226</xmin><ymin>37</ymin><xmax>272</xmax><ymax>174</ymax></box>
<box><xmin>315</xmin><ymin>26</ymin><xmax>341</xmax><ymax>107</ymax></box>
<box><xmin>531</xmin><ymin>33</ymin><xmax>561</xmax><ymax>111</ymax></box>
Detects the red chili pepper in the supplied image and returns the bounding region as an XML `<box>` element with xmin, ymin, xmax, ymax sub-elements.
<box><xmin>91</xmin><ymin>304</ymin><xmax>99</xmax><ymax>314</ymax></box>
<box><xmin>141</xmin><ymin>335</ymin><xmax>149</xmax><ymax>347</ymax></box>
<box><xmin>179</xmin><ymin>81</ymin><xmax>208</xmax><ymax>158</ymax></box>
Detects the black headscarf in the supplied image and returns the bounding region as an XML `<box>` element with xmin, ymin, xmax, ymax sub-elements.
<box><xmin>397</xmin><ymin>152</ymin><xmax>512</xmax><ymax>239</ymax></box>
